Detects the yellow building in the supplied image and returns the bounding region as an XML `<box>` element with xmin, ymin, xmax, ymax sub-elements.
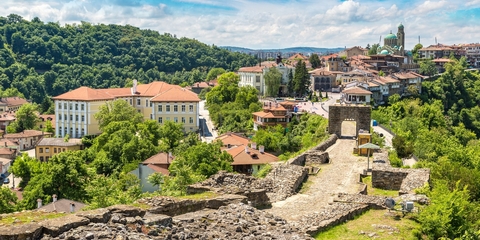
<box><xmin>52</xmin><ymin>80</ymin><xmax>200</xmax><ymax>138</ymax></box>
<box><xmin>35</xmin><ymin>138</ymin><xmax>84</xmax><ymax>162</ymax></box>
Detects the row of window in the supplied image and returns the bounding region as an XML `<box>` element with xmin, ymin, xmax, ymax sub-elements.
<box><xmin>58</xmin><ymin>103</ymin><xmax>85</xmax><ymax>111</ymax></box>
<box><xmin>157</xmin><ymin>104</ymin><xmax>194</xmax><ymax>113</ymax></box>
<box><xmin>156</xmin><ymin>116</ymin><xmax>194</xmax><ymax>124</ymax></box>
<box><xmin>58</xmin><ymin>114</ymin><xmax>85</xmax><ymax>122</ymax></box>
<box><xmin>58</xmin><ymin>127</ymin><xmax>85</xmax><ymax>136</ymax></box>
<box><xmin>38</xmin><ymin>147</ymin><xmax>68</xmax><ymax>154</ymax></box>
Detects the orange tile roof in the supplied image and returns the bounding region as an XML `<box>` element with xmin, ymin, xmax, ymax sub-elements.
<box><xmin>0</xmin><ymin>97</ymin><xmax>28</xmax><ymax>106</ymax></box>
<box><xmin>216</xmin><ymin>133</ymin><xmax>250</xmax><ymax>147</ymax></box>
<box><xmin>147</xmin><ymin>164</ymin><xmax>170</xmax><ymax>175</ymax></box>
<box><xmin>238</xmin><ymin>66</ymin><xmax>264</xmax><ymax>73</ymax></box>
<box><xmin>4</xmin><ymin>130</ymin><xmax>52</xmax><ymax>139</ymax></box>
<box><xmin>192</xmin><ymin>82</ymin><xmax>210</xmax><ymax>88</ymax></box>
<box><xmin>143</xmin><ymin>152</ymin><xmax>174</xmax><ymax>165</ymax></box>
<box><xmin>342</xmin><ymin>87</ymin><xmax>372</xmax><ymax>95</ymax></box>
<box><xmin>288</xmin><ymin>53</ymin><xmax>308</xmax><ymax>60</ymax></box>
<box><xmin>150</xmin><ymin>87</ymin><xmax>200</xmax><ymax>102</ymax></box>
<box><xmin>226</xmin><ymin>145</ymin><xmax>278</xmax><ymax>165</ymax></box>
<box><xmin>252</xmin><ymin>111</ymin><xmax>286</xmax><ymax>119</ymax></box>
<box><xmin>0</xmin><ymin>139</ymin><xmax>18</xmax><ymax>147</ymax></box>
<box><xmin>432</xmin><ymin>58</ymin><xmax>453</xmax><ymax>63</ymax></box>
<box><xmin>0</xmin><ymin>148</ymin><xmax>15</xmax><ymax>155</ymax></box>
<box><xmin>53</xmin><ymin>86</ymin><xmax>114</xmax><ymax>101</ymax></box>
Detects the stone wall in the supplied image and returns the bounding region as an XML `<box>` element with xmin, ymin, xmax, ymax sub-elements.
<box><xmin>328</xmin><ymin>105</ymin><xmax>371</xmax><ymax>137</ymax></box>
<box><xmin>371</xmin><ymin>151</ymin><xmax>430</xmax><ymax>194</ymax></box>
<box><xmin>313</xmin><ymin>134</ymin><xmax>338</xmax><ymax>151</ymax></box>
<box><xmin>286</xmin><ymin>134</ymin><xmax>337</xmax><ymax>166</ymax></box>
<box><xmin>305</xmin><ymin>151</ymin><xmax>330</xmax><ymax>164</ymax></box>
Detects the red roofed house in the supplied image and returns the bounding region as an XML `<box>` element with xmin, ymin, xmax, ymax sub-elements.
<box><xmin>252</xmin><ymin>102</ymin><xmax>290</xmax><ymax>130</ymax></box>
<box><xmin>3</xmin><ymin>130</ymin><xmax>52</xmax><ymax>151</ymax></box>
<box><xmin>216</xmin><ymin>132</ymin><xmax>279</xmax><ymax>174</ymax></box>
<box><xmin>130</xmin><ymin>152</ymin><xmax>174</xmax><ymax>193</ymax></box>
<box><xmin>0</xmin><ymin>97</ymin><xmax>29</xmax><ymax>113</ymax></box>
<box><xmin>53</xmin><ymin>80</ymin><xmax>200</xmax><ymax>138</ymax></box>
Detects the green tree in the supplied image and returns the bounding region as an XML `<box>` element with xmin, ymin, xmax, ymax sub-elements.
<box><xmin>309</xmin><ymin>53</ymin><xmax>321</xmax><ymax>69</ymax></box>
<box><xmin>85</xmin><ymin>173</ymin><xmax>141</xmax><ymax>209</ymax></box>
<box><xmin>293</xmin><ymin>60</ymin><xmax>310</xmax><ymax>97</ymax></box>
<box><xmin>206</xmin><ymin>68</ymin><xmax>226</xmax><ymax>81</ymax></box>
<box><xmin>287</xmin><ymin>69</ymin><xmax>294</xmax><ymax>97</ymax></box>
<box><xmin>8</xmin><ymin>103</ymin><xmax>39</xmax><ymax>133</ymax></box>
<box><xmin>378</xmin><ymin>70</ymin><xmax>385</xmax><ymax>76</ymax></box>
<box><xmin>198</xmin><ymin>86</ymin><xmax>212</xmax><ymax>100</ymax></box>
<box><xmin>43</xmin><ymin>120</ymin><xmax>54</xmax><ymax>133</ymax></box>
<box><xmin>206</xmin><ymin>72</ymin><xmax>240</xmax><ymax>106</ymax></box>
<box><xmin>368</xmin><ymin>43</ymin><xmax>380</xmax><ymax>55</ymax></box>
<box><xmin>159</xmin><ymin>120</ymin><xmax>184</xmax><ymax>151</ymax></box>
<box><xmin>419</xmin><ymin>59</ymin><xmax>438</xmax><ymax>76</ymax></box>
<box><xmin>264</xmin><ymin>67</ymin><xmax>282</xmax><ymax>97</ymax></box>
<box><xmin>0</xmin><ymin>187</ymin><xmax>18</xmax><ymax>214</ymax></box>
<box><xmin>147</xmin><ymin>172</ymin><xmax>164</xmax><ymax>191</ymax></box>
<box><xmin>94</xmin><ymin>99</ymin><xmax>143</xmax><ymax>130</ymax></box>
<box><xmin>10</xmin><ymin>153</ymin><xmax>42</xmax><ymax>188</ymax></box>
<box><xmin>412</xmin><ymin>43</ymin><xmax>423</xmax><ymax>62</ymax></box>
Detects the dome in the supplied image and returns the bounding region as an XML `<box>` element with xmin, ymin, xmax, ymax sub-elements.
<box><xmin>380</xmin><ymin>50</ymin><xmax>389</xmax><ymax>55</ymax></box>
<box><xmin>385</xmin><ymin>32</ymin><xmax>397</xmax><ymax>40</ymax></box>
<box><xmin>398</xmin><ymin>23</ymin><xmax>404</xmax><ymax>29</ymax></box>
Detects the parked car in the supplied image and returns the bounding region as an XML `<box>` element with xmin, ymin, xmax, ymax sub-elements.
<box><xmin>3</xmin><ymin>178</ymin><xmax>9</xmax><ymax>184</ymax></box>
<box><xmin>0</xmin><ymin>173</ymin><xmax>6</xmax><ymax>182</ymax></box>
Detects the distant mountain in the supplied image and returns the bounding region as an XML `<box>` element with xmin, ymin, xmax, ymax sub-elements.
<box><xmin>220</xmin><ymin>46</ymin><xmax>345</xmax><ymax>56</ymax></box>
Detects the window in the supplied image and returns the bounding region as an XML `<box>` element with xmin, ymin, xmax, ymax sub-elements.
<box><xmin>189</xmin><ymin>117</ymin><xmax>193</xmax><ymax>124</ymax></box>
<box><xmin>189</xmin><ymin>104</ymin><xmax>194</xmax><ymax>112</ymax></box>
<box><xmin>64</xmin><ymin>103</ymin><xmax>67</xmax><ymax>109</ymax></box>
<box><xmin>158</xmin><ymin>104</ymin><xmax>163</xmax><ymax>112</ymax></box>
<box><xmin>69</xmin><ymin>103</ymin><xmax>72</xmax><ymax>110</ymax></box>
<box><xmin>137</xmin><ymin>99</ymin><xmax>141</xmax><ymax>105</ymax></box>
<box><xmin>150</xmin><ymin>101</ymin><xmax>153</xmax><ymax>107</ymax></box>
<box><xmin>59</xmin><ymin>103</ymin><xmax>62</xmax><ymax>109</ymax></box>
<box><xmin>81</xmin><ymin>129</ymin><xmax>85</xmax><ymax>136</ymax></box>
<box><xmin>75</xmin><ymin>115</ymin><xmax>79</xmax><ymax>121</ymax></box>
<box><xmin>174</xmin><ymin>105</ymin><xmax>178</xmax><ymax>112</ymax></box>
<box><xmin>75</xmin><ymin>104</ymin><xmax>78</xmax><ymax>110</ymax></box>
<box><xmin>46</xmin><ymin>157</ymin><xmax>49</xmax><ymax>162</ymax></box>
<box><xmin>150</xmin><ymin>114</ymin><xmax>153</xmax><ymax>120</ymax></box>
<box><xmin>174</xmin><ymin>117</ymin><xmax>178</xmax><ymax>123</ymax></box>
<box><xmin>81</xmin><ymin>104</ymin><xmax>84</xmax><ymax>111</ymax></box>
<box><xmin>146</xmin><ymin>100</ymin><xmax>149</xmax><ymax>107</ymax></box>
<box><xmin>45</xmin><ymin>148</ymin><xmax>50</xmax><ymax>153</ymax></box>
<box><xmin>256</xmin><ymin>76</ymin><xmax>261</xmax><ymax>82</ymax></box>
<box><xmin>181</xmin><ymin>105</ymin><xmax>185</xmax><ymax>112</ymax></box>
<box><xmin>70</xmin><ymin>115</ymin><xmax>73</xmax><ymax>121</ymax></box>
<box><xmin>166</xmin><ymin>105</ymin><xmax>170</xmax><ymax>112</ymax></box>
<box><xmin>130</xmin><ymin>99</ymin><xmax>132</xmax><ymax>105</ymax></box>
<box><xmin>63</xmin><ymin>148</ymin><xmax>66</xmax><ymax>152</ymax></box>
<box><xmin>39</xmin><ymin>148</ymin><xmax>43</xmax><ymax>153</ymax></box>
<box><xmin>181</xmin><ymin>117</ymin><xmax>185</xmax><ymax>123</ymax></box>
<box><xmin>59</xmin><ymin>114</ymin><xmax>62</xmax><ymax>120</ymax></box>
<box><xmin>59</xmin><ymin>127</ymin><xmax>62</xmax><ymax>133</ymax></box>
<box><xmin>70</xmin><ymin>128</ymin><xmax>73</xmax><ymax>134</ymax></box>
<box><xmin>54</xmin><ymin>148</ymin><xmax>57</xmax><ymax>153</ymax></box>
<box><xmin>40</xmin><ymin>156</ymin><xmax>44</xmax><ymax>161</ymax></box>
<box><xmin>158</xmin><ymin>117</ymin><xmax>163</xmax><ymax>123</ymax></box>
<box><xmin>81</xmin><ymin>115</ymin><xmax>85</xmax><ymax>122</ymax></box>
<box><xmin>76</xmin><ymin>128</ymin><xmax>79</xmax><ymax>135</ymax></box>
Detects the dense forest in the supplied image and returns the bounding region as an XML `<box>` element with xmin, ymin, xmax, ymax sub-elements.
<box><xmin>373</xmin><ymin>57</ymin><xmax>480</xmax><ymax>239</ymax></box>
<box><xmin>0</xmin><ymin>14</ymin><xmax>257</xmax><ymax>104</ymax></box>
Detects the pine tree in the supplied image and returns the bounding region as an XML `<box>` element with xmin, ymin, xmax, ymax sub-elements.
<box><xmin>293</xmin><ymin>60</ymin><xmax>310</xmax><ymax>97</ymax></box>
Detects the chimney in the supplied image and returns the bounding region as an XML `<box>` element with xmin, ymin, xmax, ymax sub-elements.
<box><xmin>52</xmin><ymin>194</ymin><xmax>57</xmax><ymax>202</ymax></box>
<box><xmin>37</xmin><ymin>199</ymin><xmax>43</xmax><ymax>209</ymax></box>
<box><xmin>259</xmin><ymin>145</ymin><xmax>265</xmax><ymax>153</ymax></box>
<box><xmin>251</xmin><ymin>142</ymin><xmax>257</xmax><ymax>150</ymax></box>
<box><xmin>70</xmin><ymin>203</ymin><xmax>75</xmax><ymax>213</ymax></box>
<box><xmin>245</xmin><ymin>146</ymin><xmax>249</xmax><ymax>154</ymax></box>
<box><xmin>132</xmin><ymin>79</ymin><xmax>138</xmax><ymax>94</ymax></box>
<box><xmin>4</xmin><ymin>142</ymin><xmax>6</xmax><ymax>147</ymax></box>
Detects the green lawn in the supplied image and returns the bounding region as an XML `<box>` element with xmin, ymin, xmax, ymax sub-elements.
<box><xmin>315</xmin><ymin>209</ymin><xmax>419</xmax><ymax>240</ymax></box>
<box><xmin>0</xmin><ymin>211</ymin><xmax>66</xmax><ymax>225</ymax></box>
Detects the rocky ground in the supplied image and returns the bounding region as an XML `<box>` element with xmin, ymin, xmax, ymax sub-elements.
<box><xmin>41</xmin><ymin>203</ymin><xmax>313</xmax><ymax>240</ymax></box>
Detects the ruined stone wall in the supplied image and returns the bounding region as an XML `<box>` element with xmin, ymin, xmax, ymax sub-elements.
<box><xmin>313</xmin><ymin>134</ymin><xmax>338</xmax><ymax>151</ymax></box>
<box><xmin>372</xmin><ymin>151</ymin><xmax>430</xmax><ymax>194</ymax></box>
<box><xmin>305</xmin><ymin>151</ymin><xmax>329</xmax><ymax>164</ymax></box>
<box><xmin>286</xmin><ymin>134</ymin><xmax>337</xmax><ymax>166</ymax></box>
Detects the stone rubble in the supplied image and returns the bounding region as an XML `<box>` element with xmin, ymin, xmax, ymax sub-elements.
<box><xmin>41</xmin><ymin>203</ymin><xmax>313</xmax><ymax>240</ymax></box>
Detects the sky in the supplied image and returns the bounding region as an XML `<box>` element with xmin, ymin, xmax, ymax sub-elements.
<box><xmin>2</xmin><ymin>0</ymin><xmax>480</xmax><ymax>50</ymax></box>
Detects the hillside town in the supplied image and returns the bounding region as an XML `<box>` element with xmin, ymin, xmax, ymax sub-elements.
<box><xmin>0</xmin><ymin>16</ymin><xmax>479</xmax><ymax>239</ymax></box>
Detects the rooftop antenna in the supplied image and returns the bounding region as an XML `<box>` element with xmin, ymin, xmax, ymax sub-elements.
<box><xmin>418</xmin><ymin>36</ymin><xmax>421</xmax><ymax>44</ymax></box>
<box><xmin>435</xmin><ymin>37</ymin><xmax>437</xmax><ymax>45</ymax></box>
<box><xmin>379</xmin><ymin>36</ymin><xmax>382</xmax><ymax>45</ymax></box>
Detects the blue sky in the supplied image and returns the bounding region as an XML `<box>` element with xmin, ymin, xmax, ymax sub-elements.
<box><xmin>2</xmin><ymin>0</ymin><xmax>480</xmax><ymax>50</ymax></box>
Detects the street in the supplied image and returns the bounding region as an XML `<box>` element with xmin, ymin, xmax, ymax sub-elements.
<box><xmin>199</xmin><ymin>100</ymin><xmax>218</xmax><ymax>143</ymax></box>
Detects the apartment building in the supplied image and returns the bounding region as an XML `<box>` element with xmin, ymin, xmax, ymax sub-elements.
<box><xmin>0</xmin><ymin>97</ymin><xmax>29</xmax><ymax>113</ymax></box>
<box><xmin>52</xmin><ymin>81</ymin><xmax>200</xmax><ymax>138</ymax></box>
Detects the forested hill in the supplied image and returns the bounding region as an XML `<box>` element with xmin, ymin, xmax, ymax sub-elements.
<box><xmin>0</xmin><ymin>14</ymin><xmax>257</xmax><ymax>103</ymax></box>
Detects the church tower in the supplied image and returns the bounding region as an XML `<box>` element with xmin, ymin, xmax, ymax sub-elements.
<box><xmin>397</xmin><ymin>23</ymin><xmax>405</xmax><ymax>56</ymax></box>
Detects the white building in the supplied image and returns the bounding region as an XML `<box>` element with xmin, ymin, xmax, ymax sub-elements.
<box><xmin>238</xmin><ymin>60</ymin><xmax>294</xmax><ymax>96</ymax></box>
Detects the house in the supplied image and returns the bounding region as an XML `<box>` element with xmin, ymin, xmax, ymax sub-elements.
<box><xmin>392</xmin><ymin>72</ymin><xmax>424</xmax><ymax>95</ymax></box>
<box><xmin>237</xmin><ymin>56</ymin><xmax>295</xmax><ymax>96</ymax></box>
<box><xmin>0</xmin><ymin>157</ymin><xmax>12</xmax><ymax>174</ymax></box>
<box><xmin>3</xmin><ymin>130</ymin><xmax>52</xmax><ymax>151</ymax></box>
<box><xmin>252</xmin><ymin>102</ymin><xmax>290</xmax><ymax>130</ymax></box>
<box><xmin>432</xmin><ymin>58</ymin><xmax>454</xmax><ymax>73</ymax></box>
<box><xmin>216</xmin><ymin>132</ymin><xmax>279</xmax><ymax>174</ymax></box>
<box><xmin>341</xmin><ymin>84</ymin><xmax>372</xmax><ymax>104</ymax></box>
<box><xmin>338</xmin><ymin>46</ymin><xmax>368</xmax><ymax>58</ymax></box>
<box><xmin>309</xmin><ymin>68</ymin><xmax>343</xmax><ymax>92</ymax></box>
<box><xmin>37</xmin><ymin>114</ymin><xmax>56</xmax><ymax>132</ymax></box>
<box><xmin>462</xmin><ymin>43</ymin><xmax>480</xmax><ymax>67</ymax></box>
<box><xmin>189</xmin><ymin>82</ymin><xmax>212</xmax><ymax>94</ymax></box>
<box><xmin>0</xmin><ymin>113</ymin><xmax>16</xmax><ymax>131</ymax></box>
<box><xmin>418</xmin><ymin>44</ymin><xmax>464</xmax><ymax>60</ymax></box>
<box><xmin>37</xmin><ymin>195</ymin><xmax>86</xmax><ymax>213</ymax></box>
<box><xmin>52</xmin><ymin>80</ymin><xmax>200</xmax><ymax>138</ymax></box>
<box><xmin>130</xmin><ymin>152</ymin><xmax>173</xmax><ymax>193</ymax></box>
<box><xmin>0</xmin><ymin>147</ymin><xmax>18</xmax><ymax>160</ymax></box>
<box><xmin>35</xmin><ymin>138</ymin><xmax>84</xmax><ymax>162</ymax></box>
<box><xmin>0</xmin><ymin>97</ymin><xmax>29</xmax><ymax>113</ymax></box>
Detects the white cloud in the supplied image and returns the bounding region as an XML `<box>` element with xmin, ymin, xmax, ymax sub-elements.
<box><xmin>0</xmin><ymin>0</ymin><xmax>477</xmax><ymax>50</ymax></box>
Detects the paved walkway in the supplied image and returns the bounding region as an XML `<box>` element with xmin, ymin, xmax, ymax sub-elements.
<box><xmin>266</xmin><ymin>138</ymin><xmax>367</xmax><ymax>222</ymax></box>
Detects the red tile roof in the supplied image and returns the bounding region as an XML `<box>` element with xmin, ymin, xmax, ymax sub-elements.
<box><xmin>143</xmin><ymin>152</ymin><xmax>174</xmax><ymax>165</ymax></box>
<box><xmin>226</xmin><ymin>146</ymin><xmax>278</xmax><ymax>166</ymax></box>
<box><xmin>147</xmin><ymin>164</ymin><xmax>170</xmax><ymax>175</ymax></box>
<box><xmin>39</xmin><ymin>114</ymin><xmax>56</xmax><ymax>126</ymax></box>
<box><xmin>0</xmin><ymin>97</ymin><xmax>28</xmax><ymax>106</ymax></box>
<box><xmin>342</xmin><ymin>87</ymin><xmax>373</xmax><ymax>95</ymax></box>
<box><xmin>216</xmin><ymin>133</ymin><xmax>250</xmax><ymax>147</ymax></box>
<box><xmin>53</xmin><ymin>86</ymin><xmax>114</xmax><ymax>101</ymax></box>
<box><xmin>150</xmin><ymin>87</ymin><xmax>200</xmax><ymax>102</ymax></box>
<box><xmin>238</xmin><ymin>66</ymin><xmax>264</xmax><ymax>73</ymax></box>
<box><xmin>4</xmin><ymin>130</ymin><xmax>52</xmax><ymax>139</ymax></box>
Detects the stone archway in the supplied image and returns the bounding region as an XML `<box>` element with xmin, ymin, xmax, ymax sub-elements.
<box><xmin>328</xmin><ymin>105</ymin><xmax>371</xmax><ymax>137</ymax></box>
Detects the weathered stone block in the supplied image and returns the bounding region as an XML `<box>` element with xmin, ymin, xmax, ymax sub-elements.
<box><xmin>0</xmin><ymin>223</ymin><xmax>43</xmax><ymax>240</ymax></box>
<box><xmin>42</xmin><ymin>215</ymin><xmax>90</xmax><ymax>237</ymax></box>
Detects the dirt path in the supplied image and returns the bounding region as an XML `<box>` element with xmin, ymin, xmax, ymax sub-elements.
<box><xmin>266</xmin><ymin>138</ymin><xmax>367</xmax><ymax>222</ymax></box>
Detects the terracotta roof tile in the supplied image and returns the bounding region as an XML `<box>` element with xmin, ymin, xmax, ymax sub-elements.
<box><xmin>216</xmin><ymin>133</ymin><xmax>250</xmax><ymax>147</ymax></box>
<box><xmin>342</xmin><ymin>87</ymin><xmax>373</xmax><ymax>95</ymax></box>
<box><xmin>150</xmin><ymin>87</ymin><xmax>200</xmax><ymax>102</ymax></box>
<box><xmin>37</xmin><ymin>138</ymin><xmax>83</xmax><ymax>147</ymax></box>
<box><xmin>53</xmin><ymin>86</ymin><xmax>114</xmax><ymax>101</ymax></box>
<box><xmin>147</xmin><ymin>164</ymin><xmax>170</xmax><ymax>175</ymax></box>
<box><xmin>143</xmin><ymin>152</ymin><xmax>174</xmax><ymax>165</ymax></box>
<box><xmin>4</xmin><ymin>130</ymin><xmax>52</xmax><ymax>139</ymax></box>
<box><xmin>226</xmin><ymin>145</ymin><xmax>278</xmax><ymax>165</ymax></box>
<box><xmin>0</xmin><ymin>147</ymin><xmax>17</xmax><ymax>155</ymax></box>
<box><xmin>0</xmin><ymin>97</ymin><xmax>28</xmax><ymax>106</ymax></box>
<box><xmin>238</xmin><ymin>66</ymin><xmax>264</xmax><ymax>73</ymax></box>
<box><xmin>288</xmin><ymin>53</ymin><xmax>308</xmax><ymax>60</ymax></box>
<box><xmin>38</xmin><ymin>114</ymin><xmax>55</xmax><ymax>126</ymax></box>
